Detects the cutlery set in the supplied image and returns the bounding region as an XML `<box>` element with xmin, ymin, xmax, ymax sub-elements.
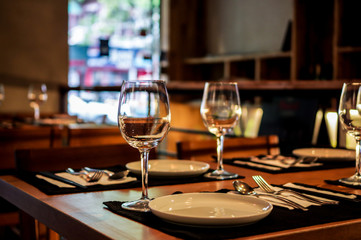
<box><xmin>233</xmin><ymin>175</ymin><xmax>339</xmax><ymax>211</ymax></box>
<box><xmin>252</xmin><ymin>175</ymin><xmax>338</xmax><ymax>205</ymax></box>
<box><xmin>66</xmin><ymin>168</ymin><xmax>129</xmax><ymax>182</ymax></box>
<box><xmin>231</xmin><ymin>155</ymin><xmax>322</xmax><ymax>173</ymax></box>
<box><xmin>232</xmin><ymin>180</ymin><xmax>309</xmax><ymax>211</ymax></box>
<box><xmin>83</xmin><ymin>167</ymin><xmax>129</xmax><ymax>180</ymax></box>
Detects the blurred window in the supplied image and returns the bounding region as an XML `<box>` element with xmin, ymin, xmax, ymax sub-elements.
<box><xmin>68</xmin><ymin>0</ymin><xmax>160</xmax><ymax>124</ymax></box>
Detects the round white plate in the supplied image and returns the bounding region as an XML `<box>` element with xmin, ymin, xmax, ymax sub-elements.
<box><xmin>125</xmin><ymin>160</ymin><xmax>210</xmax><ymax>177</ymax></box>
<box><xmin>292</xmin><ymin>148</ymin><xmax>355</xmax><ymax>161</ymax></box>
<box><xmin>149</xmin><ymin>193</ymin><xmax>272</xmax><ymax>227</ymax></box>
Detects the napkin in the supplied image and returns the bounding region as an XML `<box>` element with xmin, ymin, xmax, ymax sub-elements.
<box><xmin>232</xmin><ymin>155</ymin><xmax>322</xmax><ymax>172</ymax></box>
<box><xmin>38</xmin><ymin>171</ymin><xmax>137</xmax><ymax>188</ymax></box>
<box><xmin>55</xmin><ymin>172</ymin><xmax>137</xmax><ymax>187</ymax></box>
<box><xmin>255</xmin><ymin>186</ymin><xmax>335</xmax><ymax>210</ymax></box>
<box><xmin>249</xmin><ymin>155</ymin><xmax>323</xmax><ymax>169</ymax></box>
<box><xmin>36</xmin><ymin>174</ymin><xmax>76</xmax><ymax>188</ymax></box>
<box><xmin>228</xmin><ymin>186</ymin><xmax>334</xmax><ymax>210</ymax></box>
<box><xmin>283</xmin><ymin>182</ymin><xmax>357</xmax><ymax>199</ymax></box>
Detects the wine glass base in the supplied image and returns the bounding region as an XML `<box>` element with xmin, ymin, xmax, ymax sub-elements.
<box><xmin>204</xmin><ymin>169</ymin><xmax>239</xmax><ymax>180</ymax></box>
<box><xmin>121</xmin><ymin>198</ymin><xmax>152</xmax><ymax>212</ymax></box>
<box><xmin>339</xmin><ymin>174</ymin><xmax>361</xmax><ymax>186</ymax></box>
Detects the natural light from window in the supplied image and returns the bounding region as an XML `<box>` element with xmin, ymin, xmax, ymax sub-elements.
<box><xmin>67</xmin><ymin>0</ymin><xmax>160</xmax><ymax>124</ymax></box>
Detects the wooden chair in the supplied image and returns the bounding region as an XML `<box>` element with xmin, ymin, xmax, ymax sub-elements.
<box><xmin>64</xmin><ymin>125</ymin><xmax>126</xmax><ymax>147</ymax></box>
<box><xmin>176</xmin><ymin>135</ymin><xmax>280</xmax><ymax>161</ymax></box>
<box><xmin>0</xmin><ymin>125</ymin><xmax>53</xmax><ymax>239</ymax></box>
<box><xmin>16</xmin><ymin>143</ymin><xmax>156</xmax><ymax>172</ymax></box>
<box><xmin>0</xmin><ymin>126</ymin><xmax>53</xmax><ymax>171</ymax></box>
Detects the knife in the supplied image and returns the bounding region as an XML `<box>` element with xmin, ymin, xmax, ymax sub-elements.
<box><xmin>283</xmin><ymin>182</ymin><xmax>358</xmax><ymax>200</ymax></box>
<box><xmin>39</xmin><ymin>171</ymin><xmax>87</xmax><ymax>189</ymax></box>
<box><xmin>233</xmin><ymin>160</ymin><xmax>282</xmax><ymax>171</ymax></box>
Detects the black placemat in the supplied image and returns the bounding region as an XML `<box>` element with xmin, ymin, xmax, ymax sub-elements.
<box><xmin>19</xmin><ymin>166</ymin><xmax>244</xmax><ymax>195</ymax></box>
<box><xmin>224</xmin><ymin>157</ymin><xmax>354</xmax><ymax>174</ymax></box>
<box><xmin>325</xmin><ymin>179</ymin><xmax>361</xmax><ymax>190</ymax></box>
<box><xmin>280</xmin><ymin>182</ymin><xmax>361</xmax><ymax>203</ymax></box>
<box><xmin>103</xmin><ymin>190</ymin><xmax>361</xmax><ymax>240</ymax></box>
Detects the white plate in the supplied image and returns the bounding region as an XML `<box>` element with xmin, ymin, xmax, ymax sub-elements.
<box><xmin>292</xmin><ymin>148</ymin><xmax>355</xmax><ymax>161</ymax></box>
<box><xmin>125</xmin><ymin>160</ymin><xmax>210</xmax><ymax>177</ymax></box>
<box><xmin>149</xmin><ymin>193</ymin><xmax>272</xmax><ymax>227</ymax></box>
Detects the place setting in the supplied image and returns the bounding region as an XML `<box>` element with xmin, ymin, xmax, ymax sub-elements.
<box><xmin>104</xmin><ymin>173</ymin><xmax>361</xmax><ymax>240</ymax></box>
<box><xmin>223</xmin><ymin>146</ymin><xmax>355</xmax><ymax>173</ymax></box>
<box><xmin>20</xmin><ymin>158</ymin><xmax>233</xmax><ymax>195</ymax></box>
<box><xmin>19</xmin><ymin>165</ymin><xmax>139</xmax><ymax>195</ymax></box>
<box><xmin>123</xmin><ymin>158</ymin><xmax>245</xmax><ymax>185</ymax></box>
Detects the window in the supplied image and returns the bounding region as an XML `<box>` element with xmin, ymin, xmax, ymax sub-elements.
<box><xmin>67</xmin><ymin>0</ymin><xmax>160</xmax><ymax>124</ymax></box>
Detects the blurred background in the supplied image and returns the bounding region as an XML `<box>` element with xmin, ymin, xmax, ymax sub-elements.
<box><xmin>0</xmin><ymin>0</ymin><xmax>359</xmax><ymax>154</ymax></box>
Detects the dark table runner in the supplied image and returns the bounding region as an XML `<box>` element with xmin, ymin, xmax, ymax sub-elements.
<box><xmin>19</xmin><ymin>166</ymin><xmax>244</xmax><ymax>195</ymax></box>
<box><xmin>325</xmin><ymin>179</ymin><xmax>361</xmax><ymax>189</ymax></box>
<box><xmin>224</xmin><ymin>157</ymin><xmax>354</xmax><ymax>174</ymax></box>
<box><xmin>104</xmin><ymin>189</ymin><xmax>361</xmax><ymax>240</ymax></box>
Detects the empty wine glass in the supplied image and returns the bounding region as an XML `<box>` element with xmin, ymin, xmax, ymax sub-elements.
<box><xmin>28</xmin><ymin>83</ymin><xmax>48</xmax><ymax>121</ymax></box>
<box><xmin>200</xmin><ymin>82</ymin><xmax>242</xmax><ymax>180</ymax></box>
<box><xmin>338</xmin><ymin>82</ymin><xmax>361</xmax><ymax>186</ymax></box>
<box><xmin>0</xmin><ymin>84</ymin><xmax>4</xmax><ymax>106</ymax></box>
<box><xmin>118</xmin><ymin>80</ymin><xmax>171</xmax><ymax>212</ymax></box>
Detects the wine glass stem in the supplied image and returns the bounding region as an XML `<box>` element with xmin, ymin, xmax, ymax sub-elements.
<box><xmin>356</xmin><ymin>139</ymin><xmax>361</xmax><ymax>177</ymax></box>
<box><xmin>216</xmin><ymin>134</ymin><xmax>225</xmax><ymax>171</ymax></box>
<box><xmin>34</xmin><ymin>104</ymin><xmax>40</xmax><ymax>120</ymax></box>
<box><xmin>139</xmin><ymin>149</ymin><xmax>150</xmax><ymax>200</ymax></box>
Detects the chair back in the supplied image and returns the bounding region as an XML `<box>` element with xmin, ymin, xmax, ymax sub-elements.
<box><xmin>0</xmin><ymin>126</ymin><xmax>53</xmax><ymax>171</ymax></box>
<box><xmin>66</xmin><ymin>125</ymin><xmax>126</xmax><ymax>147</ymax></box>
<box><xmin>176</xmin><ymin>135</ymin><xmax>280</xmax><ymax>161</ymax></box>
<box><xmin>16</xmin><ymin>144</ymin><xmax>156</xmax><ymax>172</ymax></box>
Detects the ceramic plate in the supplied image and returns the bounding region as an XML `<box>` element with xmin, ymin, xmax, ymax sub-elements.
<box><xmin>292</xmin><ymin>148</ymin><xmax>355</xmax><ymax>161</ymax></box>
<box><xmin>125</xmin><ymin>160</ymin><xmax>210</xmax><ymax>177</ymax></box>
<box><xmin>149</xmin><ymin>193</ymin><xmax>272</xmax><ymax>227</ymax></box>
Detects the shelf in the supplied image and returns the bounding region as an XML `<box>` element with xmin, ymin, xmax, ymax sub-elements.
<box><xmin>183</xmin><ymin>52</ymin><xmax>291</xmax><ymax>81</ymax></box>
<box><xmin>184</xmin><ymin>51</ymin><xmax>291</xmax><ymax>64</ymax></box>
<box><xmin>337</xmin><ymin>47</ymin><xmax>361</xmax><ymax>53</ymax></box>
<box><xmin>166</xmin><ymin>80</ymin><xmax>345</xmax><ymax>92</ymax></box>
<box><xmin>167</xmin><ymin>0</ymin><xmax>361</xmax><ymax>86</ymax></box>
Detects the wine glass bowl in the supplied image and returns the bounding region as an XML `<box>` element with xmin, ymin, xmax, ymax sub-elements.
<box><xmin>118</xmin><ymin>80</ymin><xmax>170</xmax><ymax>212</ymax></box>
<box><xmin>28</xmin><ymin>83</ymin><xmax>48</xmax><ymax>121</ymax></box>
<box><xmin>200</xmin><ymin>82</ymin><xmax>241</xmax><ymax>180</ymax></box>
<box><xmin>338</xmin><ymin>82</ymin><xmax>361</xmax><ymax>186</ymax></box>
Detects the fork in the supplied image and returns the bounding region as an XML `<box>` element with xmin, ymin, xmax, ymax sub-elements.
<box><xmin>252</xmin><ymin>175</ymin><xmax>338</xmax><ymax>205</ymax></box>
<box><xmin>66</xmin><ymin>168</ymin><xmax>103</xmax><ymax>182</ymax></box>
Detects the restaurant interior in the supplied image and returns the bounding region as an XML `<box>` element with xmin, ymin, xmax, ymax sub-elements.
<box><xmin>1</xmin><ymin>0</ymin><xmax>361</xmax><ymax>239</ymax></box>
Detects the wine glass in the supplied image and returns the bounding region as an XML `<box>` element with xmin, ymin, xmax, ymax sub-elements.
<box><xmin>200</xmin><ymin>82</ymin><xmax>242</xmax><ymax>180</ymax></box>
<box><xmin>28</xmin><ymin>83</ymin><xmax>48</xmax><ymax>121</ymax></box>
<box><xmin>118</xmin><ymin>80</ymin><xmax>170</xmax><ymax>212</ymax></box>
<box><xmin>0</xmin><ymin>84</ymin><xmax>4</xmax><ymax>106</ymax></box>
<box><xmin>338</xmin><ymin>82</ymin><xmax>361</xmax><ymax>186</ymax></box>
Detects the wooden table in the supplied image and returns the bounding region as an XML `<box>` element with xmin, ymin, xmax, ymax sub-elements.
<box><xmin>0</xmin><ymin>162</ymin><xmax>360</xmax><ymax>240</ymax></box>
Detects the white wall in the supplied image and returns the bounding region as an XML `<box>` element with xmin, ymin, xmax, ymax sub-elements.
<box><xmin>0</xmin><ymin>85</ymin><xmax>59</xmax><ymax>115</ymax></box>
<box><xmin>0</xmin><ymin>0</ymin><xmax>68</xmax><ymax>114</ymax></box>
<box><xmin>206</xmin><ymin>0</ymin><xmax>293</xmax><ymax>55</ymax></box>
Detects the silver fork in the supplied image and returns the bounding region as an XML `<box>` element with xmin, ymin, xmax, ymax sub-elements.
<box><xmin>252</xmin><ymin>175</ymin><xmax>338</xmax><ymax>205</ymax></box>
<box><xmin>66</xmin><ymin>168</ymin><xmax>103</xmax><ymax>182</ymax></box>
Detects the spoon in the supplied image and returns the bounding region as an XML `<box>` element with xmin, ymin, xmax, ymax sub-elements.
<box><xmin>232</xmin><ymin>180</ymin><xmax>308</xmax><ymax>211</ymax></box>
<box><xmin>83</xmin><ymin>167</ymin><xmax>129</xmax><ymax>180</ymax></box>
